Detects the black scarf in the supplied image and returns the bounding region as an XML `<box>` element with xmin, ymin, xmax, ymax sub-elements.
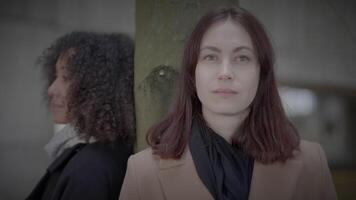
<box><xmin>189</xmin><ymin>117</ymin><xmax>254</xmax><ymax>200</ymax></box>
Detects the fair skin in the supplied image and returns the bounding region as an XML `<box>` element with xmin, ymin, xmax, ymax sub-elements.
<box><xmin>47</xmin><ymin>53</ymin><xmax>71</xmax><ymax>124</ymax></box>
<box><xmin>195</xmin><ymin>19</ymin><xmax>260</xmax><ymax>142</ymax></box>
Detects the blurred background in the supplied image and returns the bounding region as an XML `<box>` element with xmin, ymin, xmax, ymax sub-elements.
<box><xmin>0</xmin><ymin>0</ymin><xmax>355</xmax><ymax>199</ymax></box>
<box><xmin>0</xmin><ymin>0</ymin><xmax>134</xmax><ymax>199</ymax></box>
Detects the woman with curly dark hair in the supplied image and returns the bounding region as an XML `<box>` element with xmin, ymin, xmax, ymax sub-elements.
<box><xmin>26</xmin><ymin>31</ymin><xmax>135</xmax><ymax>200</ymax></box>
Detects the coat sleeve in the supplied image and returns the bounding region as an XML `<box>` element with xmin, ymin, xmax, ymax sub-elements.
<box><xmin>317</xmin><ymin>144</ymin><xmax>338</xmax><ymax>200</ymax></box>
<box><xmin>119</xmin><ymin>155</ymin><xmax>141</xmax><ymax>200</ymax></box>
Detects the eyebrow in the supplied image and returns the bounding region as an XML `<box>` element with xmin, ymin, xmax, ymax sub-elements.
<box><xmin>200</xmin><ymin>46</ymin><xmax>220</xmax><ymax>52</ymax></box>
<box><xmin>200</xmin><ymin>45</ymin><xmax>254</xmax><ymax>53</ymax></box>
<box><xmin>233</xmin><ymin>46</ymin><xmax>254</xmax><ymax>53</ymax></box>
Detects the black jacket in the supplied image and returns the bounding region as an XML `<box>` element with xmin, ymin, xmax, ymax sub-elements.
<box><xmin>26</xmin><ymin>141</ymin><xmax>132</xmax><ymax>200</ymax></box>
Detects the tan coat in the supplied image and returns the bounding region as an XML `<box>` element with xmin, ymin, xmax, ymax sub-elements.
<box><xmin>119</xmin><ymin>140</ymin><xmax>337</xmax><ymax>200</ymax></box>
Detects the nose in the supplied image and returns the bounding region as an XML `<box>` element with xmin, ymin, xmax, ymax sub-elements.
<box><xmin>47</xmin><ymin>79</ymin><xmax>57</xmax><ymax>98</ymax></box>
<box><xmin>218</xmin><ymin>60</ymin><xmax>234</xmax><ymax>80</ymax></box>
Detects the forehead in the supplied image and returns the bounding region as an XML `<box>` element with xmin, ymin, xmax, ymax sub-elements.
<box><xmin>200</xmin><ymin>20</ymin><xmax>253</xmax><ymax>49</ymax></box>
<box><xmin>55</xmin><ymin>50</ymin><xmax>74</xmax><ymax>72</ymax></box>
<box><xmin>54</xmin><ymin>57</ymin><xmax>69</xmax><ymax>78</ymax></box>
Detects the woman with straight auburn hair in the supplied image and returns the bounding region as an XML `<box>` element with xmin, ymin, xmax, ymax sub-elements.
<box><xmin>120</xmin><ymin>7</ymin><xmax>337</xmax><ymax>200</ymax></box>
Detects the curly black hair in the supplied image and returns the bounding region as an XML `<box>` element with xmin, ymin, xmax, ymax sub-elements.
<box><xmin>40</xmin><ymin>31</ymin><xmax>135</xmax><ymax>143</ymax></box>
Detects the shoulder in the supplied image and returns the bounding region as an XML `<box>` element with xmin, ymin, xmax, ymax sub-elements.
<box><xmin>49</xmin><ymin>142</ymin><xmax>132</xmax><ymax>199</ymax></box>
<box><xmin>121</xmin><ymin>148</ymin><xmax>187</xmax><ymax>200</ymax></box>
<box><xmin>296</xmin><ymin>140</ymin><xmax>325</xmax><ymax>164</ymax></box>
<box><xmin>130</xmin><ymin>148</ymin><xmax>156</xmax><ymax>162</ymax></box>
<box><xmin>79</xmin><ymin>142</ymin><xmax>132</xmax><ymax>163</ymax></box>
<box><xmin>293</xmin><ymin>140</ymin><xmax>330</xmax><ymax>184</ymax></box>
<box><xmin>63</xmin><ymin>142</ymin><xmax>132</xmax><ymax>177</ymax></box>
<box><xmin>125</xmin><ymin>147</ymin><xmax>168</xmax><ymax>187</ymax></box>
<box><xmin>128</xmin><ymin>148</ymin><xmax>160</xmax><ymax>174</ymax></box>
<box><xmin>299</xmin><ymin>140</ymin><xmax>321</xmax><ymax>152</ymax></box>
<box><xmin>128</xmin><ymin>147</ymin><xmax>189</xmax><ymax>170</ymax></box>
<box><xmin>120</xmin><ymin>148</ymin><xmax>162</xmax><ymax>199</ymax></box>
<box><xmin>291</xmin><ymin>140</ymin><xmax>328</xmax><ymax>172</ymax></box>
<box><xmin>292</xmin><ymin>141</ymin><xmax>337</xmax><ymax>199</ymax></box>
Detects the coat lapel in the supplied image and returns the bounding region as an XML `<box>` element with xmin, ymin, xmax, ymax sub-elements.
<box><xmin>158</xmin><ymin>148</ymin><xmax>214</xmax><ymax>200</ymax></box>
<box><xmin>158</xmin><ymin>148</ymin><xmax>302</xmax><ymax>200</ymax></box>
<box><xmin>249</xmin><ymin>156</ymin><xmax>303</xmax><ymax>200</ymax></box>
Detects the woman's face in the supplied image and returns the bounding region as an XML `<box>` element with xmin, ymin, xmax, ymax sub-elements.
<box><xmin>195</xmin><ymin>20</ymin><xmax>260</xmax><ymax>118</ymax></box>
<box><xmin>47</xmin><ymin>54</ymin><xmax>71</xmax><ymax>124</ymax></box>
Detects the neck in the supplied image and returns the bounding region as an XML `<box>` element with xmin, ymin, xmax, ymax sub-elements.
<box><xmin>202</xmin><ymin>108</ymin><xmax>249</xmax><ymax>143</ymax></box>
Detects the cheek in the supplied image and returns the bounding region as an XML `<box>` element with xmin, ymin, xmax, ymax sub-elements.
<box><xmin>195</xmin><ymin>64</ymin><xmax>216</xmax><ymax>84</ymax></box>
<box><xmin>248</xmin><ymin>71</ymin><xmax>259</xmax><ymax>89</ymax></box>
<box><xmin>243</xmin><ymin>69</ymin><xmax>260</xmax><ymax>100</ymax></box>
<box><xmin>60</xmin><ymin>82</ymin><xmax>71</xmax><ymax>102</ymax></box>
<box><xmin>195</xmin><ymin>65</ymin><xmax>209</xmax><ymax>97</ymax></box>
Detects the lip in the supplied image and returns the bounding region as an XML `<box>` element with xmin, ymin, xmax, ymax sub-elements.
<box><xmin>50</xmin><ymin>102</ymin><xmax>65</xmax><ymax>108</ymax></box>
<box><xmin>213</xmin><ymin>88</ymin><xmax>238</xmax><ymax>93</ymax></box>
<box><xmin>213</xmin><ymin>88</ymin><xmax>238</xmax><ymax>97</ymax></box>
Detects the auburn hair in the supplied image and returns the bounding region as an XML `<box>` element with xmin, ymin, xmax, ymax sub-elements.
<box><xmin>147</xmin><ymin>7</ymin><xmax>299</xmax><ymax>164</ymax></box>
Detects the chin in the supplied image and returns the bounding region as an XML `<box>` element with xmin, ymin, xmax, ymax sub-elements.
<box><xmin>211</xmin><ymin>108</ymin><xmax>242</xmax><ymax>116</ymax></box>
<box><xmin>52</xmin><ymin>116</ymin><xmax>69</xmax><ymax>124</ymax></box>
<box><xmin>210</xmin><ymin>104</ymin><xmax>249</xmax><ymax>116</ymax></box>
<box><xmin>53</xmin><ymin>120</ymin><xmax>68</xmax><ymax>124</ymax></box>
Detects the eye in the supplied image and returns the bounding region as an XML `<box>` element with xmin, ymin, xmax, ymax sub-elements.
<box><xmin>203</xmin><ymin>54</ymin><xmax>218</xmax><ymax>61</ymax></box>
<box><xmin>62</xmin><ymin>74</ymin><xmax>70</xmax><ymax>81</ymax></box>
<box><xmin>235</xmin><ymin>55</ymin><xmax>251</xmax><ymax>63</ymax></box>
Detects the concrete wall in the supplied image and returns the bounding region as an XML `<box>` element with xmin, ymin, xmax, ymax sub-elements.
<box><xmin>240</xmin><ymin>0</ymin><xmax>356</xmax><ymax>165</ymax></box>
<box><xmin>240</xmin><ymin>1</ymin><xmax>356</xmax><ymax>198</ymax></box>
<box><xmin>240</xmin><ymin>0</ymin><xmax>356</xmax><ymax>89</ymax></box>
<box><xmin>0</xmin><ymin>0</ymin><xmax>134</xmax><ymax>199</ymax></box>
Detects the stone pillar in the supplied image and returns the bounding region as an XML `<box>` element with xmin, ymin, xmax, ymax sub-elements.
<box><xmin>135</xmin><ymin>0</ymin><xmax>239</xmax><ymax>150</ymax></box>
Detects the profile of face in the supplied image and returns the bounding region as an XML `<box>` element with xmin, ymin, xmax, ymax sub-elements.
<box><xmin>195</xmin><ymin>20</ymin><xmax>260</xmax><ymax>118</ymax></box>
<box><xmin>47</xmin><ymin>54</ymin><xmax>71</xmax><ymax>124</ymax></box>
